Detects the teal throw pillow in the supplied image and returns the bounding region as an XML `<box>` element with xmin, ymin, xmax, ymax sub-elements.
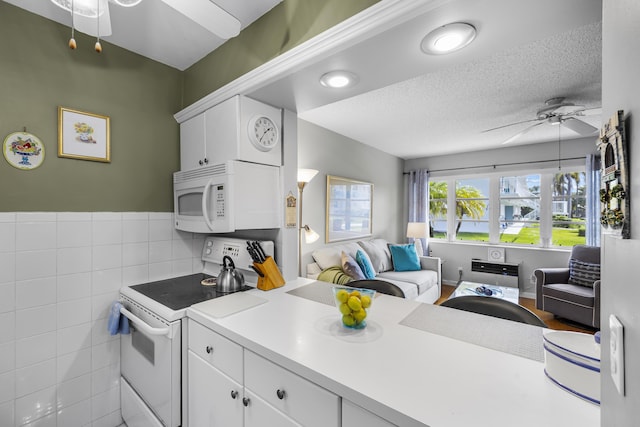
<box><xmin>356</xmin><ymin>249</ymin><xmax>376</xmax><ymax>279</ymax></box>
<box><xmin>388</xmin><ymin>244</ymin><xmax>421</xmax><ymax>272</ymax></box>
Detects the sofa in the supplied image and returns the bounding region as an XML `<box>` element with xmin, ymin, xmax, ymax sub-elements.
<box><xmin>306</xmin><ymin>238</ymin><xmax>442</xmax><ymax>304</ymax></box>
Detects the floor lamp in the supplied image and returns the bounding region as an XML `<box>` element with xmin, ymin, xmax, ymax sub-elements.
<box><xmin>407</xmin><ymin>222</ymin><xmax>428</xmax><ymax>256</ymax></box>
<box><xmin>298</xmin><ymin>169</ymin><xmax>320</xmax><ymax>277</ymax></box>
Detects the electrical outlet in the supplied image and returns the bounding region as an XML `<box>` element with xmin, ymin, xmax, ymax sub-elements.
<box><xmin>610</xmin><ymin>314</ymin><xmax>625</xmax><ymax>395</ymax></box>
<box><xmin>458</xmin><ymin>267</ymin><xmax>463</xmax><ymax>273</ymax></box>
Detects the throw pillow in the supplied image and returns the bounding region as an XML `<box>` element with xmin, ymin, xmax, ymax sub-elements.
<box><xmin>388</xmin><ymin>244</ymin><xmax>421</xmax><ymax>272</ymax></box>
<box><xmin>318</xmin><ymin>266</ymin><xmax>352</xmax><ymax>285</ymax></box>
<box><xmin>341</xmin><ymin>251</ymin><xmax>366</xmax><ymax>280</ymax></box>
<box><xmin>568</xmin><ymin>258</ymin><xmax>600</xmax><ymax>288</ymax></box>
<box><xmin>358</xmin><ymin>240</ymin><xmax>390</xmax><ymax>273</ymax></box>
<box><xmin>356</xmin><ymin>249</ymin><xmax>376</xmax><ymax>279</ymax></box>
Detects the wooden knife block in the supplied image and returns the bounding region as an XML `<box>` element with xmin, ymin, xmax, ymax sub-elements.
<box><xmin>254</xmin><ymin>257</ymin><xmax>285</xmax><ymax>291</ymax></box>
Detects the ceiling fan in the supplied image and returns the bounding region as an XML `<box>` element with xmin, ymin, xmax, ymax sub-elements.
<box><xmin>483</xmin><ymin>97</ymin><xmax>602</xmax><ymax>145</ymax></box>
<box><xmin>51</xmin><ymin>0</ymin><xmax>240</xmax><ymax>50</ymax></box>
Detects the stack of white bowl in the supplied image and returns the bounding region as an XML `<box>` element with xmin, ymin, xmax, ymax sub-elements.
<box><xmin>543</xmin><ymin>330</ymin><xmax>601</xmax><ymax>405</ymax></box>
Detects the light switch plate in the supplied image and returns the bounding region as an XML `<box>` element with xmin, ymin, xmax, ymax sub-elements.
<box><xmin>609</xmin><ymin>314</ymin><xmax>625</xmax><ymax>395</ymax></box>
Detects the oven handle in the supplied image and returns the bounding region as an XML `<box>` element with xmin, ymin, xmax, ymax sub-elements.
<box><xmin>120</xmin><ymin>307</ymin><xmax>171</xmax><ymax>337</ymax></box>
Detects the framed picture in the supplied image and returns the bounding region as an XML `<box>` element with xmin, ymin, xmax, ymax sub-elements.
<box><xmin>326</xmin><ymin>175</ymin><xmax>373</xmax><ymax>243</ymax></box>
<box><xmin>58</xmin><ymin>107</ymin><xmax>110</xmax><ymax>162</ymax></box>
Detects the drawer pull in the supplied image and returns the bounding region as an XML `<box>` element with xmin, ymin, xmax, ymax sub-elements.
<box><xmin>230</xmin><ymin>390</ymin><xmax>238</xmax><ymax>399</ymax></box>
<box><xmin>242</xmin><ymin>397</ymin><xmax>250</xmax><ymax>407</ymax></box>
<box><xmin>206</xmin><ymin>345</ymin><xmax>213</xmax><ymax>354</ymax></box>
<box><xmin>276</xmin><ymin>389</ymin><xmax>286</xmax><ymax>400</ymax></box>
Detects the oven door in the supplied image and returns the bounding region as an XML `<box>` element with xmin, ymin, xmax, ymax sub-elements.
<box><xmin>120</xmin><ymin>300</ymin><xmax>181</xmax><ymax>427</ymax></box>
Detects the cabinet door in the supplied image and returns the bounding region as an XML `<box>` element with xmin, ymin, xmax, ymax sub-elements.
<box><xmin>342</xmin><ymin>399</ymin><xmax>396</xmax><ymax>427</ymax></box>
<box><xmin>188</xmin><ymin>351</ymin><xmax>243</xmax><ymax>427</ymax></box>
<box><xmin>180</xmin><ymin>113</ymin><xmax>206</xmax><ymax>170</ymax></box>
<box><xmin>204</xmin><ymin>96</ymin><xmax>238</xmax><ymax>165</ymax></box>
<box><xmin>244</xmin><ymin>389</ymin><xmax>301</xmax><ymax>427</ymax></box>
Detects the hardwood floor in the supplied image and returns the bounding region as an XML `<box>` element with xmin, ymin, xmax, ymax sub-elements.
<box><xmin>436</xmin><ymin>284</ymin><xmax>597</xmax><ymax>334</ymax></box>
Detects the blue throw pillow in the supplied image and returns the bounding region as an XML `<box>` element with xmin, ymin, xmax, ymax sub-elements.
<box><xmin>388</xmin><ymin>244</ymin><xmax>421</xmax><ymax>272</ymax></box>
<box><xmin>356</xmin><ymin>249</ymin><xmax>376</xmax><ymax>279</ymax></box>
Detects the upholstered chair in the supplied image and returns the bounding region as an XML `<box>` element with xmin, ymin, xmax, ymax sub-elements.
<box><xmin>534</xmin><ymin>245</ymin><xmax>601</xmax><ymax>329</ymax></box>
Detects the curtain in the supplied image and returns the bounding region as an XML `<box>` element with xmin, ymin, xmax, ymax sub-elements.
<box><xmin>585</xmin><ymin>154</ymin><xmax>601</xmax><ymax>247</ymax></box>
<box><xmin>407</xmin><ymin>169</ymin><xmax>429</xmax><ymax>253</ymax></box>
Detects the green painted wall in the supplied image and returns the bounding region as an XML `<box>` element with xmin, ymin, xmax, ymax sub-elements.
<box><xmin>183</xmin><ymin>0</ymin><xmax>381</xmax><ymax>106</ymax></box>
<box><xmin>0</xmin><ymin>3</ymin><xmax>182</xmax><ymax>212</ymax></box>
<box><xmin>0</xmin><ymin>1</ymin><xmax>379</xmax><ymax>212</ymax></box>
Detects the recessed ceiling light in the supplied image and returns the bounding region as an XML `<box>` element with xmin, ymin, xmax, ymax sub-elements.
<box><xmin>319</xmin><ymin>70</ymin><xmax>359</xmax><ymax>88</ymax></box>
<box><xmin>421</xmin><ymin>22</ymin><xmax>477</xmax><ymax>55</ymax></box>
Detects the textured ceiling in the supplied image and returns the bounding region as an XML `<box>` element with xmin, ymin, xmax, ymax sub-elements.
<box><xmin>298</xmin><ymin>21</ymin><xmax>602</xmax><ymax>159</ymax></box>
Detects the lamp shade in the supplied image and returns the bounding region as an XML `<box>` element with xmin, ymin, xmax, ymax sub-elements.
<box><xmin>407</xmin><ymin>222</ymin><xmax>428</xmax><ymax>238</ymax></box>
<box><xmin>303</xmin><ymin>225</ymin><xmax>320</xmax><ymax>244</ymax></box>
<box><xmin>297</xmin><ymin>168</ymin><xmax>319</xmax><ymax>184</ymax></box>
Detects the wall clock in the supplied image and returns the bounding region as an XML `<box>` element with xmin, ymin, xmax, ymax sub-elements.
<box><xmin>247</xmin><ymin>115</ymin><xmax>279</xmax><ymax>152</ymax></box>
<box><xmin>488</xmin><ymin>247</ymin><xmax>505</xmax><ymax>263</ymax></box>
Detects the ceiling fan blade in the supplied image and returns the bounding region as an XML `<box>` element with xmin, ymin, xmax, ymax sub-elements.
<box><xmin>481</xmin><ymin>118</ymin><xmax>541</xmax><ymax>133</ymax></box>
<box><xmin>502</xmin><ymin>122</ymin><xmax>545</xmax><ymax>145</ymax></box>
<box><xmin>576</xmin><ymin>107</ymin><xmax>602</xmax><ymax>116</ymax></box>
<box><xmin>74</xmin><ymin>0</ymin><xmax>112</xmax><ymax>37</ymax></box>
<box><xmin>160</xmin><ymin>0</ymin><xmax>241</xmax><ymax>39</ymax></box>
<box><xmin>562</xmin><ymin>117</ymin><xmax>598</xmax><ymax>136</ymax></box>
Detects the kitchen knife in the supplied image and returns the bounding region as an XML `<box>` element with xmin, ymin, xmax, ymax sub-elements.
<box><xmin>246</xmin><ymin>242</ymin><xmax>260</xmax><ymax>263</ymax></box>
<box><xmin>254</xmin><ymin>241</ymin><xmax>268</xmax><ymax>262</ymax></box>
<box><xmin>252</xmin><ymin>241</ymin><xmax>265</xmax><ymax>263</ymax></box>
<box><xmin>250</xmin><ymin>265</ymin><xmax>265</xmax><ymax>277</ymax></box>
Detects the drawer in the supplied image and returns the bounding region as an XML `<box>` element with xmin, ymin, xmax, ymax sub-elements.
<box><xmin>188</xmin><ymin>319</ymin><xmax>243</xmax><ymax>383</ymax></box>
<box><xmin>244</xmin><ymin>350</ymin><xmax>340</xmax><ymax>427</ymax></box>
<box><xmin>343</xmin><ymin>399</ymin><xmax>396</xmax><ymax>427</ymax></box>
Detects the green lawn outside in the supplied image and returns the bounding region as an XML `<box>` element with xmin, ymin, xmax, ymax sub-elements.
<box><xmin>432</xmin><ymin>224</ymin><xmax>586</xmax><ymax>246</ymax></box>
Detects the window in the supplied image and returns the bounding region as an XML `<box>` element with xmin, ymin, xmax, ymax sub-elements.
<box><xmin>428</xmin><ymin>180</ymin><xmax>448</xmax><ymax>239</ymax></box>
<box><xmin>455</xmin><ymin>178</ymin><xmax>489</xmax><ymax>242</ymax></box>
<box><xmin>499</xmin><ymin>174</ymin><xmax>540</xmax><ymax>245</ymax></box>
<box><xmin>429</xmin><ymin>168</ymin><xmax>594</xmax><ymax>247</ymax></box>
<box><xmin>552</xmin><ymin>171</ymin><xmax>587</xmax><ymax>247</ymax></box>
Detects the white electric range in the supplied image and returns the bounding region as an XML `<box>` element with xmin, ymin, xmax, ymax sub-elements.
<box><xmin>118</xmin><ymin>236</ymin><xmax>274</xmax><ymax>427</ymax></box>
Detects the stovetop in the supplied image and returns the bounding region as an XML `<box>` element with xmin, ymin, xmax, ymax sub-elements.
<box><xmin>129</xmin><ymin>273</ymin><xmax>252</xmax><ymax>311</ymax></box>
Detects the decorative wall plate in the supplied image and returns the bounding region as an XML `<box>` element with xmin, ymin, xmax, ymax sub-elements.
<box><xmin>488</xmin><ymin>247</ymin><xmax>505</xmax><ymax>263</ymax></box>
<box><xmin>3</xmin><ymin>131</ymin><xmax>45</xmax><ymax>170</ymax></box>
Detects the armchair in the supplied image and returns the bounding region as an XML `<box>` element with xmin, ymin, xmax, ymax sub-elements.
<box><xmin>534</xmin><ymin>245</ymin><xmax>601</xmax><ymax>329</ymax></box>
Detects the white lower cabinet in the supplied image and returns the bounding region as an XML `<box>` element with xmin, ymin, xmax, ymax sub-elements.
<box><xmin>187</xmin><ymin>319</ymin><xmax>339</xmax><ymax>427</ymax></box>
<box><xmin>188</xmin><ymin>351</ymin><xmax>243</xmax><ymax>427</ymax></box>
<box><xmin>342</xmin><ymin>399</ymin><xmax>396</xmax><ymax>427</ymax></box>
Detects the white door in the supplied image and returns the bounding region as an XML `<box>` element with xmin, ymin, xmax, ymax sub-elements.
<box><xmin>188</xmin><ymin>351</ymin><xmax>243</xmax><ymax>427</ymax></box>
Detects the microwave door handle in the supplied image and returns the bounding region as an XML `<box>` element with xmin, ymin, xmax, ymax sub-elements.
<box><xmin>201</xmin><ymin>178</ymin><xmax>215</xmax><ymax>231</ymax></box>
<box><xmin>120</xmin><ymin>307</ymin><xmax>171</xmax><ymax>337</ymax></box>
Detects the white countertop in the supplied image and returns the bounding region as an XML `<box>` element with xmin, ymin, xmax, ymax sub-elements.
<box><xmin>187</xmin><ymin>279</ymin><xmax>600</xmax><ymax>427</ymax></box>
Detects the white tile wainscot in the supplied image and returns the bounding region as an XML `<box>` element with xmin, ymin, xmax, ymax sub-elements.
<box><xmin>0</xmin><ymin>212</ymin><xmax>203</xmax><ymax>427</ymax></box>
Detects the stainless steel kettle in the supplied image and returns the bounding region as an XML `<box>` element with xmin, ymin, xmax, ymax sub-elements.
<box><xmin>217</xmin><ymin>255</ymin><xmax>245</xmax><ymax>293</ymax></box>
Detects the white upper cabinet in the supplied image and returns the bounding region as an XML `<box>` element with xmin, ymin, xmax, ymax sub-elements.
<box><xmin>180</xmin><ymin>95</ymin><xmax>282</xmax><ymax>171</ymax></box>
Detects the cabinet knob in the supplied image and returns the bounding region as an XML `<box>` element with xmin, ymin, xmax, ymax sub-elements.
<box><xmin>203</xmin><ymin>158</ymin><xmax>209</xmax><ymax>164</ymax></box>
<box><xmin>242</xmin><ymin>397</ymin><xmax>250</xmax><ymax>407</ymax></box>
<box><xmin>206</xmin><ymin>345</ymin><xmax>213</xmax><ymax>354</ymax></box>
<box><xmin>230</xmin><ymin>390</ymin><xmax>238</xmax><ymax>399</ymax></box>
<box><xmin>198</xmin><ymin>159</ymin><xmax>203</xmax><ymax>166</ymax></box>
<box><xmin>276</xmin><ymin>389</ymin><xmax>286</xmax><ymax>400</ymax></box>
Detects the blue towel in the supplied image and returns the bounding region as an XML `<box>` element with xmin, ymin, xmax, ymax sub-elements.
<box><xmin>108</xmin><ymin>301</ymin><xmax>130</xmax><ymax>335</ymax></box>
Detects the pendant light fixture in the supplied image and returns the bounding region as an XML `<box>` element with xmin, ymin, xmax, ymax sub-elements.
<box><xmin>94</xmin><ymin>0</ymin><xmax>102</xmax><ymax>52</ymax></box>
<box><xmin>68</xmin><ymin>0</ymin><xmax>76</xmax><ymax>49</ymax></box>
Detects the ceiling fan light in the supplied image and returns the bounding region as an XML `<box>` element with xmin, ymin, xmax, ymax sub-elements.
<box><xmin>421</xmin><ymin>22</ymin><xmax>476</xmax><ymax>55</ymax></box>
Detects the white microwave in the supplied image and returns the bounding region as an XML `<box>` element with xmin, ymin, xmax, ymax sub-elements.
<box><xmin>173</xmin><ymin>160</ymin><xmax>280</xmax><ymax>233</ymax></box>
